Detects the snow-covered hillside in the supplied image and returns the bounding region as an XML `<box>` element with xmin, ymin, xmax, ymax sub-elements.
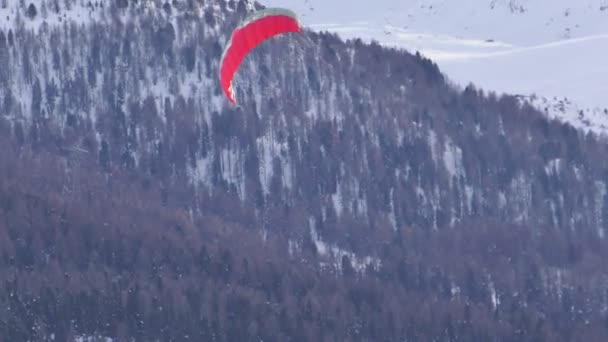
<box><xmin>265</xmin><ymin>0</ymin><xmax>608</xmax><ymax>134</ymax></box>
<box><xmin>265</xmin><ymin>0</ymin><xmax>608</xmax><ymax>44</ymax></box>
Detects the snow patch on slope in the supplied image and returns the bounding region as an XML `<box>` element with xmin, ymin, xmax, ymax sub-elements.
<box><xmin>595</xmin><ymin>181</ymin><xmax>606</xmax><ymax>239</ymax></box>
<box><xmin>443</xmin><ymin>137</ymin><xmax>464</xmax><ymax>184</ymax></box>
<box><xmin>256</xmin><ymin>131</ymin><xmax>293</xmax><ymax>196</ymax></box>
<box><xmin>522</xmin><ymin>95</ymin><xmax>608</xmax><ymax>135</ymax></box>
<box><xmin>220</xmin><ymin>143</ymin><xmax>246</xmax><ymax>201</ymax></box>
<box><xmin>309</xmin><ymin>217</ymin><xmax>381</xmax><ymax>273</ymax></box>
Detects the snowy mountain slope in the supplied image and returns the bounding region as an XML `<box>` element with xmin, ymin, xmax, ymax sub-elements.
<box><xmin>266</xmin><ymin>0</ymin><xmax>608</xmax><ymax>45</ymax></box>
<box><xmin>306</xmin><ymin>25</ymin><xmax>608</xmax><ymax>108</ymax></box>
<box><xmin>265</xmin><ymin>0</ymin><xmax>608</xmax><ymax>134</ymax></box>
<box><xmin>438</xmin><ymin>34</ymin><xmax>608</xmax><ymax>132</ymax></box>
<box><xmin>373</xmin><ymin>0</ymin><xmax>608</xmax><ymax>45</ymax></box>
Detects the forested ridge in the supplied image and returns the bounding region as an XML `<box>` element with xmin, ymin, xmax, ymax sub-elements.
<box><xmin>0</xmin><ymin>0</ymin><xmax>608</xmax><ymax>340</ymax></box>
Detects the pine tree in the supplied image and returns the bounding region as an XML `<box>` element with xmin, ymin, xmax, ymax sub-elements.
<box><xmin>26</xmin><ymin>3</ymin><xmax>37</xmax><ymax>18</ymax></box>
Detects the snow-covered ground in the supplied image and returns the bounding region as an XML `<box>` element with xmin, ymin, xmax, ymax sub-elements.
<box><xmin>263</xmin><ymin>0</ymin><xmax>608</xmax><ymax>134</ymax></box>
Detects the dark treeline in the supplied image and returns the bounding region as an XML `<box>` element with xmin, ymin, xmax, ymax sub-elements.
<box><xmin>0</xmin><ymin>131</ymin><xmax>607</xmax><ymax>341</ymax></box>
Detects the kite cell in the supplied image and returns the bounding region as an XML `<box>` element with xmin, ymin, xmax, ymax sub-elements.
<box><xmin>219</xmin><ymin>8</ymin><xmax>302</xmax><ymax>103</ymax></box>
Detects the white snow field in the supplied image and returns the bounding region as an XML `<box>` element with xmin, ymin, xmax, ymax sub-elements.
<box><xmin>264</xmin><ymin>0</ymin><xmax>608</xmax><ymax>134</ymax></box>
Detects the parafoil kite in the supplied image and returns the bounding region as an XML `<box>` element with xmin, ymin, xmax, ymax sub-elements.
<box><xmin>219</xmin><ymin>8</ymin><xmax>302</xmax><ymax>103</ymax></box>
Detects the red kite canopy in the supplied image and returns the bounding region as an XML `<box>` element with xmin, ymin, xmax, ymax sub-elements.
<box><xmin>219</xmin><ymin>8</ymin><xmax>302</xmax><ymax>103</ymax></box>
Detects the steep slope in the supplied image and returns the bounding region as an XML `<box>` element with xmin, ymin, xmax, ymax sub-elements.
<box><xmin>1</xmin><ymin>0</ymin><xmax>608</xmax><ymax>276</ymax></box>
<box><xmin>2</xmin><ymin>0</ymin><xmax>607</xmax><ymax>237</ymax></box>
<box><xmin>0</xmin><ymin>0</ymin><xmax>608</xmax><ymax>340</ymax></box>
